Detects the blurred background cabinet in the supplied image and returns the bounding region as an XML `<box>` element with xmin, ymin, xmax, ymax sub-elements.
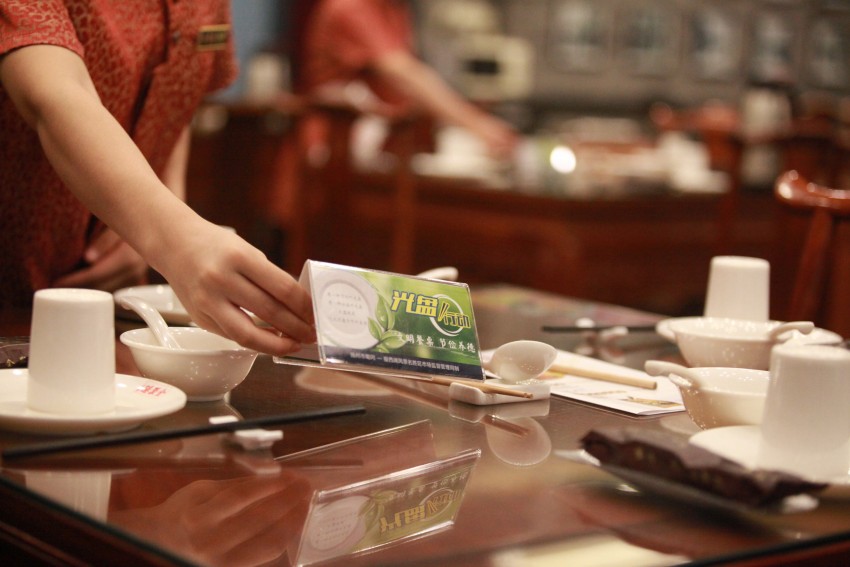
<box><xmin>186</xmin><ymin>0</ymin><xmax>850</xmax><ymax>334</ymax></box>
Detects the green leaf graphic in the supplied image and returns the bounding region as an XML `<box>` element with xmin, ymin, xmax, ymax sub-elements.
<box><xmin>376</xmin><ymin>295</ymin><xmax>393</xmax><ymax>331</ymax></box>
<box><xmin>368</xmin><ymin>318</ymin><xmax>383</xmax><ymax>340</ymax></box>
<box><xmin>380</xmin><ymin>330</ymin><xmax>407</xmax><ymax>350</ymax></box>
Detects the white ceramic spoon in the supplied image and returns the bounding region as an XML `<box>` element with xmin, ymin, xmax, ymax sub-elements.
<box><xmin>644</xmin><ymin>360</ymin><xmax>705</xmax><ymax>390</ymax></box>
<box><xmin>117</xmin><ymin>296</ymin><xmax>182</xmax><ymax>350</ymax></box>
<box><xmin>485</xmin><ymin>340</ymin><xmax>558</xmax><ymax>383</ymax></box>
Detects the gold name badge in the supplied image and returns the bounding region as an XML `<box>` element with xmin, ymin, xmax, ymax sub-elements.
<box><xmin>196</xmin><ymin>24</ymin><xmax>230</xmax><ymax>51</ymax></box>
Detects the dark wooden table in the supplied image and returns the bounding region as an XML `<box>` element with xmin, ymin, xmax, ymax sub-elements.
<box><xmin>2</xmin><ymin>285</ymin><xmax>850</xmax><ymax>566</ymax></box>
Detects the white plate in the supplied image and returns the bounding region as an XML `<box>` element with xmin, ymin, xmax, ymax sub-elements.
<box><xmin>313</xmin><ymin>269</ymin><xmax>379</xmax><ymax>350</ymax></box>
<box><xmin>114</xmin><ymin>285</ymin><xmax>191</xmax><ymax>325</ymax></box>
<box><xmin>656</xmin><ymin>317</ymin><xmax>843</xmax><ymax>346</ymax></box>
<box><xmin>0</xmin><ymin>369</ymin><xmax>187</xmax><ymax>435</ymax></box>
<box><xmin>690</xmin><ymin>425</ymin><xmax>850</xmax><ymax>493</ymax></box>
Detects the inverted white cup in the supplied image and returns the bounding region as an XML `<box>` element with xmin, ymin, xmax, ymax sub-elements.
<box><xmin>757</xmin><ymin>344</ymin><xmax>850</xmax><ymax>479</ymax></box>
<box><xmin>27</xmin><ymin>288</ymin><xmax>116</xmax><ymax>415</ymax></box>
<box><xmin>704</xmin><ymin>256</ymin><xmax>770</xmax><ymax>321</ymax></box>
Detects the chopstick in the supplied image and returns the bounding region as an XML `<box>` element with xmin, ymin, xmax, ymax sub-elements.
<box><xmin>549</xmin><ymin>362</ymin><xmax>657</xmax><ymax>390</ymax></box>
<box><xmin>427</xmin><ymin>376</ymin><xmax>535</xmax><ymax>399</ymax></box>
<box><xmin>2</xmin><ymin>404</ymin><xmax>366</xmax><ymax>460</ymax></box>
<box><xmin>542</xmin><ymin>324</ymin><xmax>658</xmax><ymax>333</ymax></box>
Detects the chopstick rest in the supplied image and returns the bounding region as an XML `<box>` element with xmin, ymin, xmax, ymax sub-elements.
<box><xmin>2</xmin><ymin>404</ymin><xmax>366</xmax><ymax>460</ymax></box>
<box><xmin>209</xmin><ymin>415</ymin><xmax>284</xmax><ymax>451</ymax></box>
<box><xmin>445</xmin><ymin>379</ymin><xmax>549</xmax><ymax>406</ymax></box>
<box><xmin>427</xmin><ymin>376</ymin><xmax>538</xmax><ymax>400</ymax></box>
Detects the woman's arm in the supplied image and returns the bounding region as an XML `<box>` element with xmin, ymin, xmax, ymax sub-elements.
<box><xmin>373</xmin><ymin>50</ymin><xmax>519</xmax><ymax>158</ymax></box>
<box><xmin>0</xmin><ymin>45</ymin><xmax>315</xmax><ymax>354</ymax></box>
<box><xmin>53</xmin><ymin>125</ymin><xmax>191</xmax><ymax>292</ymax></box>
<box><xmin>161</xmin><ymin>125</ymin><xmax>192</xmax><ymax>200</ymax></box>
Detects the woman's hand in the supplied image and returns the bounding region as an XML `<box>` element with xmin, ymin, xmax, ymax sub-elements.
<box><xmin>159</xmin><ymin>223</ymin><xmax>316</xmax><ymax>356</ymax></box>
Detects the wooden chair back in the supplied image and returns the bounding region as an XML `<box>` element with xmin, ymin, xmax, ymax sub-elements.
<box><xmin>774</xmin><ymin>170</ymin><xmax>850</xmax><ymax>328</ymax></box>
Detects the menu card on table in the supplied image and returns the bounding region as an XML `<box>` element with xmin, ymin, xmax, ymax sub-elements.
<box><xmin>541</xmin><ymin>350</ymin><xmax>684</xmax><ymax>416</ymax></box>
<box><xmin>275</xmin><ymin>261</ymin><xmax>485</xmax><ymax>381</ymax></box>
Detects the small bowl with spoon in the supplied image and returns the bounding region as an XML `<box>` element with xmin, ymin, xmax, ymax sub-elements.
<box><xmin>117</xmin><ymin>296</ymin><xmax>258</xmax><ymax>402</ymax></box>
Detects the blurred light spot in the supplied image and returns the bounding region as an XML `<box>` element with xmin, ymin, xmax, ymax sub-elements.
<box><xmin>550</xmin><ymin>145</ymin><xmax>577</xmax><ymax>174</ymax></box>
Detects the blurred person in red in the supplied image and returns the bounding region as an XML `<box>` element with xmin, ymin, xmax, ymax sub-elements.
<box><xmin>267</xmin><ymin>0</ymin><xmax>519</xmax><ymax>226</ymax></box>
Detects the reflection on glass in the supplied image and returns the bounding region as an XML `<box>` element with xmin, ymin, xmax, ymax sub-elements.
<box><xmin>295</xmin><ymin>449</ymin><xmax>480</xmax><ymax>565</ymax></box>
<box><xmin>25</xmin><ymin>470</ymin><xmax>113</xmax><ymax>520</ymax></box>
<box><xmin>449</xmin><ymin>398</ymin><xmax>552</xmax><ymax>466</ymax></box>
<box><xmin>101</xmin><ymin>421</ymin><xmax>455</xmax><ymax>565</ymax></box>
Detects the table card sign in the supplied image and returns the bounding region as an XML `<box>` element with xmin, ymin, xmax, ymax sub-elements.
<box><xmin>277</xmin><ymin>261</ymin><xmax>485</xmax><ymax>381</ymax></box>
<box><xmin>294</xmin><ymin>449</ymin><xmax>481</xmax><ymax>566</ymax></box>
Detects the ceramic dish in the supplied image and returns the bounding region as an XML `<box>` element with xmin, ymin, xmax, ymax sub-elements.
<box><xmin>120</xmin><ymin>328</ymin><xmax>258</xmax><ymax>402</ymax></box>
<box><xmin>667</xmin><ymin>317</ymin><xmax>814</xmax><ymax>369</ymax></box>
<box><xmin>645</xmin><ymin>361</ymin><xmax>768</xmax><ymax>429</ymax></box>
<box><xmin>0</xmin><ymin>369</ymin><xmax>186</xmax><ymax>435</ymax></box>
<box><xmin>656</xmin><ymin>317</ymin><xmax>842</xmax><ymax>346</ymax></box>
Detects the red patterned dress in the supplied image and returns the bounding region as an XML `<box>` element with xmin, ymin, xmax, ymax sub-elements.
<box><xmin>0</xmin><ymin>0</ymin><xmax>237</xmax><ymax>308</ymax></box>
<box><xmin>301</xmin><ymin>0</ymin><xmax>413</xmax><ymax>107</ymax></box>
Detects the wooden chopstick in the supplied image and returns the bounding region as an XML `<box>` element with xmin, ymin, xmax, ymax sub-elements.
<box><xmin>549</xmin><ymin>362</ymin><xmax>657</xmax><ymax>390</ymax></box>
<box><xmin>427</xmin><ymin>376</ymin><xmax>535</xmax><ymax>399</ymax></box>
<box><xmin>2</xmin><ymin>404</ymin><xmax>366</xmax><ymax>460</ymax></box>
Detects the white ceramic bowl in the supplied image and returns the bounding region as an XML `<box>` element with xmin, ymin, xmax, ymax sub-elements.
<box><xmin>120</xmin><ymin>328</ymin><xmax>258</xmax><ymax>402</ymax></box>
<box><xmin>646</xmin><ymin>361</ymin><xmax>769</xmax><ymax>429</ymax></box>
<box><xmin>676</xmin><ymin>367</ymin><xmax>768</xmax><ymax>429</ymax></box>
<box><xmin>668</xmin><ymin>317</ymin><xmax>813</xmax><ymax>369</ymax></box>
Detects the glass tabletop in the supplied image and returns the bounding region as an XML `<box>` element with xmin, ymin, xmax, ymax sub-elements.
<box><xmin>1</xmin><ymin>286</ymin><xmax>849</xmax><ymax>566</ymax></box>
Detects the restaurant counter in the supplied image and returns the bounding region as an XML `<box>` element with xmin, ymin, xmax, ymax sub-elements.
<box><xmin>1</xmin><ymin>285</ymin><xmax>850</xmax><ymax>566</ymax></box>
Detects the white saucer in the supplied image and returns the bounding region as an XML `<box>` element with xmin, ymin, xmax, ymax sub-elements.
<box><xmin>0</xmin><ymin>369</ymin><xmax>187</xmax><ymax>435</ymax></box>
<box><xmin>114</xmin><ymin>284</ymin><xmax>191</xmax><ymax>325</ymax></box>
<box><xmin>690</xmin><ymin>425</ymin><xmax>850</xmax><ymax>492</ymax></box>
<box><xmin>656</xmin><ymin>317</ymin><xmax>843</xmax><ymax>346</ymax></box>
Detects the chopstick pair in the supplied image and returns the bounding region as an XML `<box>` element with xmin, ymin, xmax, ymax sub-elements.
<box><xmin>548</xmin><ymin>362</ymin><xmax>657</xmax><ymax>390</ymax></box>
<box><xmin>2</xmin><ymin>404</ymin><xmax>366</xmax><ymax>460</ymax></box>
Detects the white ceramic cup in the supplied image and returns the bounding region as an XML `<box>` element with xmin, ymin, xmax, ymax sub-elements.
<box><xmin>27</xmin><ymin>288</ymin><xmax>116</xmax><ymax>415</ymax></box>
<box><xmin>757</xmin><ymin>344</ymin><xmax>850</xmax><ymax>479</ymax></box>
<box><xmin>704</xmin><ymin>256</ymin><xmax>770</xmax><ymax>321</ymax></box>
